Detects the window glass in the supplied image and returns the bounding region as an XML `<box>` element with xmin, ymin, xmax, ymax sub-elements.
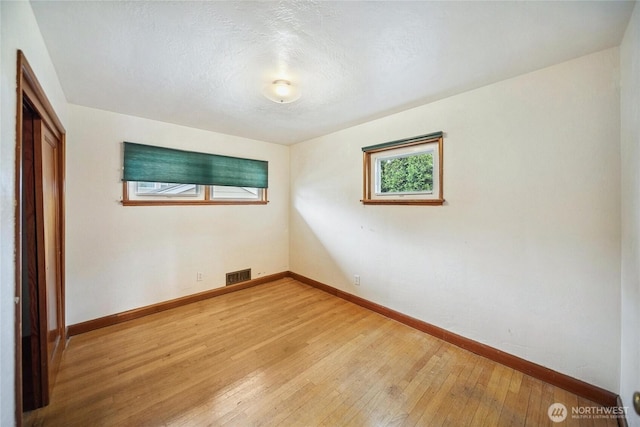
<box><xmin>376</xmin><ymin>151</ymin><xmax>434</xmax><ymax>195</ymax></box>
<box><xmin>210</xmin><ymin>186</ymin><xmax>262</xmax><ymax>200</ymax></box>
<box><xmin>136</xmin><ymin>182</ymin><xmax>200</xmax><ymax>196</ymax></box>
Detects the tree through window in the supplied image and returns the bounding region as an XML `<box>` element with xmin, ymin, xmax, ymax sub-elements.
<box><xmin>379</xmin><ymin>151</ymin><xmax>434</xmax><ymax>194</ymax></box>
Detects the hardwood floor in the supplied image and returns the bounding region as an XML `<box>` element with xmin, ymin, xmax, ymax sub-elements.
<box><xmin>24</xmin><ymin>278</ymin><xmax>618</xmax><ymax>426</ymax></box>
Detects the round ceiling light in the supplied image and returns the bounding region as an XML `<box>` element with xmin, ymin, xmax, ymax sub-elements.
<box><xmin>263</xmin><ymin>79</ymin><xmax>301</xmax><ymax>104</ymax></box>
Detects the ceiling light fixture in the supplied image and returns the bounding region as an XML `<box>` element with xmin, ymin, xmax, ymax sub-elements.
<box><xmin>263</xmin><ymin>79</ymin><xmax>301</xmax><ymax>104</ymax></box>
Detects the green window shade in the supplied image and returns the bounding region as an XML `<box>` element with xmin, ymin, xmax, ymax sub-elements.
<box><xmin>362</xmin><ymin>131</ymin><xmax>443</xmax><ymax>152</ymax></box>
<box><xmin>123</xmin><ymin>142</ymin><xmax>268</xmax><ymax>188</ymax></box>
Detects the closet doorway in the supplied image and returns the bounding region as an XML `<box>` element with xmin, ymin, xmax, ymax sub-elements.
<box><xmin>15</xmin><ymin>50</ymin><xmax>66</xmax><ymax>418</ymax></box>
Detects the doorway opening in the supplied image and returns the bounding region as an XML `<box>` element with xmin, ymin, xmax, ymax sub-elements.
<box><xmin>15</xmin><ymin>50</ymin><xmax>66</xmax><ymax>421</ymax></box>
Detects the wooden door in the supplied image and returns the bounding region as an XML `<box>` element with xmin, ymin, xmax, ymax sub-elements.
<box><xmin>31</xmin><ymin>118</ymin><xmax>64</xmax><ymax>406</ymax></box>
<box><xmin>16</xmin><ymin>51</ymin><xmax>67</xmax><ymax>422</ymax></box>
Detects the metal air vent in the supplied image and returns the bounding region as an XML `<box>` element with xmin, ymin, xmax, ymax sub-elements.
<box><xmin>226</xmin><ymin>268</ymin><xmax>251</xmax><ymax>285</ymax></box>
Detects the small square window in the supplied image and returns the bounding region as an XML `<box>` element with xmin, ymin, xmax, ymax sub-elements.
<box><xmin>362</xmin><ymin>132</ymin><xmax>444</xmax><ymax>205</ymax></box>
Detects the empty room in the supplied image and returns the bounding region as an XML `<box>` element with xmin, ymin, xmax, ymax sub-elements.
<box><xmin>1</xmin><ymin>0</ymin><xmax>639</xmax><ymax>426</ymax></box>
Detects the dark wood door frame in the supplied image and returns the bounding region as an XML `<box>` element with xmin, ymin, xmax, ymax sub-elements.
<box><xmin>14</xmin><ymin>50</ymin><xmax>66</xmax><ymax>425</ymax></box>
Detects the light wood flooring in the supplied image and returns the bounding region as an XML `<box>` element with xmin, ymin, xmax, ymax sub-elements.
<box><xmin>24</xmin><ymin>278</ymin><xmax>618</xmax><ymax>426</ymax></box>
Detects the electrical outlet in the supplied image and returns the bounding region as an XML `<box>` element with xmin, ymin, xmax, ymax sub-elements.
<box><xmin>354</xmin><ymin>274</ymin><xmax>360</xmax><ymax>286</ymax></box>
<box><xmin>197</xmin><ymin>272</ymin><xmax>203</xmax><ymax>281</ymax></box>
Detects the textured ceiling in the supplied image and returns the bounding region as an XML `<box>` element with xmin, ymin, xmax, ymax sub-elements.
<box><xmin>31</xmin><ymin>1</ymin><xmax>634</xmax><ymax>145</ymax></box>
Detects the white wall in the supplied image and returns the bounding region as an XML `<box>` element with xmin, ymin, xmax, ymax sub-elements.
<box><xmin>291</xmin><ymin>48</ymin><xmax>621</xmax><ymax>392</ymax></box>
<box><xmin>65</xmin><ymin>105</ymin><xmax>289</xmax><ymax>325</ymax></box>
<box><xmin>620</xmin><ymin>2</ymin><xmax>640</xmax><ymax>425</ymax></box>
<box><xmin>0</xmin><ymin>1</ymin><xmax>68</xmax><ymax>425</ymax></box>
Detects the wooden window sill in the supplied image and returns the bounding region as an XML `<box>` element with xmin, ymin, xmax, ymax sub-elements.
<box><xmin>122</xmin><ymin>200</ymin><xmax>269</xmax><ymax>206</ymax></box>
<box><xmin>360</xmin><ymin>199</ymin><xmax>445</xmax><ymax>206</ymax></box>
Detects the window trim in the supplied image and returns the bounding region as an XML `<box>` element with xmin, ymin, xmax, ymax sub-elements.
<box><xmin>122</xmin><ymin>183</ymin><xmax>268</xmax><ymax>206</ymax></box>
<box><xmin>362</xmin><ymin>132</ymin><xmax>444</xmax><ymax>205</ymax></box>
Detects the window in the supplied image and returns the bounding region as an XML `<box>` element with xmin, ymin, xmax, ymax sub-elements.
<box><xmin>124</xmin><ymin>182</ymin><xmax>266</xmax><ymax>204</ymax></box>
<box><xmin>122</xmin><ymin>142</ymin><xmax>268</xmax><ymax>206</ymax></box>
<box><xmin>362</xmin><ymin>132</ymin><xmax>444</xmax><ymax>205</ymax></box>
